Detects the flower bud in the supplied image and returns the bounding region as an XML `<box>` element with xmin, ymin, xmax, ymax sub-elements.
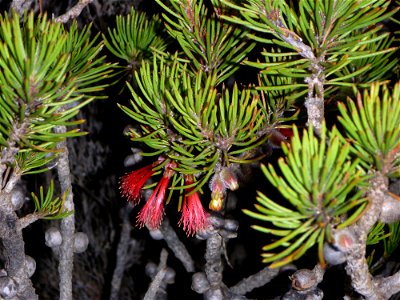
<box><xmin>379</xmin><ymin>192</ymin><xmax>400</xmax><ymax>224</ymax></box>
<box><xmin>25</xmin><ymin>255</ymin><xmax>36</xmax><ymax>278</ymax></box>
<box><xmin>145</xmin><ymin>262</ymin><xmax>157</xmax><ymax>277</ymax></box>
<box><xmin>149</xmin><ymin>229</ymin><xmax>164</xmax><ymax>240</ymax></box>
<box><xmin>223</xmin><ymin>219</ymin><xmax>239</xmax><ymax>232</ymax></box>
<box><xmin>11</xmin><ymin>186</ymin><xmax>25</xmax><ymax>211</ymax></box>
<box><xmin>164</xmin><ymin>268</ymin><xmax>176</xmax><ymax>284</ymax></box>
<box><xmin>192</xmin><ymin>272</ymin><xmax>210</xmax><ymax>294</ymax></box>
<box><xmin>290</xmin><ymin>269</ymin><xmax>317</xmax><ymax>291</ymax></box>
<box><xmin>335</xmin><ymin>228</ymin><xmax>355</xmax><ymax>251</ymax></box>
<box><xmin>220</xmin><ymin>167</ymin><xmax>239</xmax><ymax>191</ymax></box>
<box><xmin>209</xmin><ymin>174</ymin><xmax>226</xmax><ymax>212</ymax></box>
<box><xmin>0</xmin><ymin>276</ymin><xmax>17</xmax><ymax>298</ymax></box>
<box><xmin>45</xmin><ymin>227</ymin><xmax>62</xmax><ymax>248</ymax></box>
<box><xmin>209</xmin><ymin>198</ymin><xmax>223</xmax><ymax>211</ymax></box>
<box><xmin>323</xmin><ymin>242</ymin><xmax>346</xmax><ymax>266</ymax></box>
<box><xmin>74</xmin><ymin>232</ymin><xmax>89</xmax><ymax>253</ymax></box>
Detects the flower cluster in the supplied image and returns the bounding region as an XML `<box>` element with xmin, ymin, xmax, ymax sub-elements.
<box><xmin>120</xmin><ymin>158</ymin><xmax>208</xmax><ymax>236</ymax></box>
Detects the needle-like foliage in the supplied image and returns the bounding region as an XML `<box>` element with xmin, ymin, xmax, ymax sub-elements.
<box><xmin>338</xmin><ymin>83</ymin><xmax>400</xmax><ymax>176</ymax></box>
<box><xmin>31</xmin><ymin>180</ymin><xmax>73</xmax><ymax>220</ymax></box>
<box><xmin>103</xmin><ymin>7</ymin><xmax>168</xmax><ymax>67</ymax></box>
<box><xmin>219</xmin><ymin>0</ymin><xmax>398</xmax><ymax>94</ymax></box>
<box><xmin>0</xmin><ymin>12</ymin><xmax>111</xmax><ymax>176</ymax></box>
<box><xmin>244</xmin><ymin>123</ymin><xmax>368</xmax><ymax>267</ymax></box>
<box><xmin>119</xmin><ymin>55</ymin><xmax>272</xmax><ymax>195</ymax></box>
<box><xmin>156</xmin><ymin>0</ymin><xmax>256</xmax><ymax>84</ymax></box>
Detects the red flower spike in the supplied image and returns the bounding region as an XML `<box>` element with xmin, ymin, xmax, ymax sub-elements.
<box><xmin>120</xmin><ymin>164</ymin><xmax>155</xmax><ymax>205</ymax></box>
<box><xmin>136</xmin><ymin>175</ymin><xmax>170</xmax><ymax>230</ymax></box>
<box><xmin>136</xmin><ymin>161</ymin><xmax>176</xmax><ymax>230</ymax></box>
<box><xmin>179</xmin><ymin>177</ymin><xmax>208</xmax><ymax>236</ymax></box>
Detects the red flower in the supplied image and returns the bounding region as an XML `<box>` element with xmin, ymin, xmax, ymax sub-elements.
<box><xmin>136</xmin><ymin>175</ymin><xmax>170</xmax><ymax>230</ymax></box>
<box><xmin>120</xmin><ymin>164</ymin><xmax>155</xmax><ymax>205</ymax></box>
<box><xmin>179</xmin><ymin>177</ymin><xmax>208</xmax><ymax>236</ymax></box>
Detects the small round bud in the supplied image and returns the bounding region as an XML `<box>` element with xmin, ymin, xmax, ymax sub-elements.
<box><xmin>333</xmin><ymin>228</ymin><xmax>355</xmax><ymax>252</ymax></box>
<box><xmin>74</xmin><ymin>232</ymin><xmax>89</xmax><ymax>253</ymax></box>
<box><xmin>196</xmin><ymin>228</ymin><xmax>213</xmax><ymax>240</ymax></box>
<box><xmin>290</xmin><ymin>269</ymin><xmax>317</xmax><ymax>291</ymax></box>
<box><xmin>143</xmin><ymin>188</ymin><xmax>154</xmax><ymax>200</ymax></box>
<box><xmin>163</xmin><ymin>268</ymin><xmax>175</xmax><ymax>284</ymax></box>
<box><xmin>0</xmin><ymin>276</ymin><xmax>17</xmax><ymax>298</ymax></box>
<box><xmin>323</xmin><ymin>242</ymin><xmax>346</xmax><ymax>266</ymax></box>
<box><xmin>191</xmin><ymin>272</ymin><xmax>210</xmax><ymax>294</ymax></box>
<box><xmin>149</xmin><ymin>229</ymin><xmax>164</xmax><ymax>240</ymax></box>
<box><xmin>204</xmin><ymin>288</ymin><xmax>224</xmax><ymax>300</ymax></box>
<box><xmin>223</xmin><ymin>219</ymin><xmax>239</xmax><ymax>232</ymax></box>
<box><xmin>25</xmin><ymin>255</ymin><xmax>36</xmax><ymax>278</ymax></box>
<box><xmin>208</xmin><ymin>215</ymin><xmax>225</xmax><ymax>229</ymax></box>
<box><xmin>124</xmin><ymin>152</ymin><xmax>143</xmax><ymax>167</ymax></box>
<box><xmin>11</xmin><ymin>186</ymin><xmax>25</xmax><ymax>211</ymax></box>
<box><xmin>45</xmin><ymin>227</ymin><xmax>62</xmax><ymax>248</ymax></box>
<box><xmin>379</xmin><ymin>192</ymin><xmax>400</xmax><ymax>223</ymax></box>
<box><xmin>145</xmin><ymin>262</ymin><xmax>157</xmax><ymax>278</ymax></box>
<box><xmin>145</xmin><ymin>262</ymin><xmax>175</xmax><ymax>283</ymax></box>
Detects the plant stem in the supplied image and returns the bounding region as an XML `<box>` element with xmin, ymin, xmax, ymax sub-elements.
<box><xmin>10</xmin><ymin>0</ymin><xmax>34</xmax><ymax>15</ymax></box>
<box><xmin>143</xmin><ymin>249</ymin><xmax>168</xmax><ymax>300</ymax></box>
<box><xmin>109</xmin><ymin>205</ymin><xmax>133</xmax><ymax>300</ymax></box>
<box><xmin>204</xmin><ymin>231</ymin><xmax>224</xmax><ymax>296</ymax></box>
<box><xmin>55</xmin><ymin>125</ymin><xmax>75</xmax><ymax>300</ymax></box>
<box><xmin>230</xmin><ymin>266</ymin><xmax>280</xmax><ymax>296</ymax></box>
<box><xmin>345</xmin><ymin>172</ymin><xmax>387</xmax><ymax>300</ymax></box>
<box><xmin>271</xmin><ymin>18</ymin><xmax>325</xmax><ymax>134</ymax></box>
<box><xmin>0</xmin><ymin>191</ymin><xmax>37</xmax><ymax>299</ymax></box>
<box><xmin>159</xmin><ymin>218</ymin><xmax>195</xmax><ymax>273</ymax></box>
<box><xmin>55</xmin><ymin>0</ymin><xmax>93</xmax><ymax>23</ymax></box>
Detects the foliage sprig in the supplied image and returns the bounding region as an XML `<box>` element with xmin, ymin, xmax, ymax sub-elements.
<box><xmin>0</xmin><ymin>12</ymin><xmax>111</xmax><ymax>177</ymax></box>
<box><xmin>244</xmin><ymin>123</ymin><xmax>367</xmax><ymax>267</ymax></box>
<box><xmin>31</xmin><ymin>180</ymin><xmax>73</xmax><ymax>220</ymax></box>
<box><xmin>219</xmin><ymin>0</ymin><xmax>398</xmax><ymax>91</ymax></box>
<box><xmin>338</xmin><ymin>83</ymin><xmax>400</xmax><ymax>176</ymax></box>
<box><xmin>156</xmin><ymin>0</ymin><xmax>256</xmax><ymax>84</ymax></box>
<box><xmin>119</xmin><ymin>55</ymin><xmax>271</xmax><ymax>194</ymax></box>
<box><xmin>103</xmin><ymin>8</ymin><xmax>168</xmax><ymax>67</ymax></box>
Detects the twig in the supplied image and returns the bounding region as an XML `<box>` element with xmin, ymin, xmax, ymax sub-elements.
<box><xmin>204</xmin><ymin>230</ymin><xmax>224</xmax><ymax>297</ymax></box>
<box><xmin>109</xmin><ymin>205</ymin><xmax>133</xmax><ymax>300</ymax></box>
<box><xmin>17</xmin><ymin>213</ymin><xmax>42</xmax><ymax>231</ymax></box>
<box><xmin>55</xmin><ymin>125</ymin><xmax>75</xmax><ymax>300</ymax></box>
<box><xmin>270</xmin><ymin>18</ymin><xmax>325</xmax><ymax>135</ymax></box>
<box><xmin>10</xmin><ymin>0</ymin><xmax>34</xmax><ymax>15</ymax></box>
<box><xmin>345</xmin><ymin>172</ymin><xmax>387</xmax><ymax>300</ymax></box>
<box><xmin>230</xmin><ymin>266</ymin><xmax>280</xmax><ymax>296</ymax></box>
<box><xmin>159</xmin><ymin>218</ymin><xmax>195</xmax><ymax>273</ymax></box>
<box><xmin>377</xmin><ymin>270</ymin><xmax>400</xmax><ymax>297</ymax></box>
<box><xmin>54</xmin><ymin>0</ymin><xmax>93</xmax><ymax>23</ymax></box>
<box><xmin>0</xmin><ymin>191</ymin><xmax>37</xmax><ymax>299</ymax></box>
<box><xmin>143</xmin><ymin>249</ymin><xmax>169</xmax><ymax>300</ymax></box>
